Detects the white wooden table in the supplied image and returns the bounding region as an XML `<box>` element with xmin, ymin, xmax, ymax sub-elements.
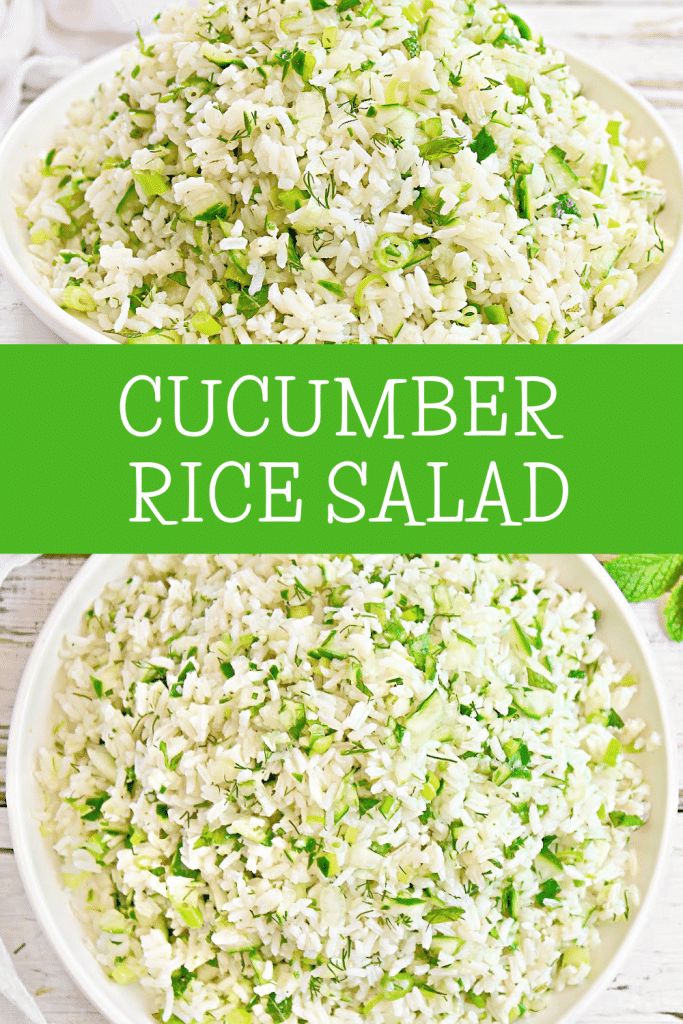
<box><xmin>0</xmin><ymin>2</ymin><xmax>682</xmax><ymax>1022</ymax></box>
<box><xmin>0</xmin><ymin>1</ymin><xmax>682</xmax><ymax>344</ymax></box>
<box><xmin>0</xmin><ymin>556</ymin><xmax>681</xmax><ymax>1024</ymax></box>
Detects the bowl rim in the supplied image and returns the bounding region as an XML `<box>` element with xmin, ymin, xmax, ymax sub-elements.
<box><xmin>6</xmin><ymin>552</ymin><xmax>678</xmax><ymax>1024</ymax></box>
<box><xmin>0</xmin><ymin>44</ymin><xmax>682</xmax><ymax>345</ymax></box>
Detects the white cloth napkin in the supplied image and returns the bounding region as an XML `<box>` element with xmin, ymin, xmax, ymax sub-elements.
<box><xmin>0</xmin><ymin>0</ymin><xmax>164</xmax><ymax>135</ymax></box>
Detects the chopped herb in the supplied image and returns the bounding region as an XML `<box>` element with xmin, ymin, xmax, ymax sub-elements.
<box><xmin>470</xmin><ymin>126</ymin><xmax>497</xmax><ymax>162</ymax></box>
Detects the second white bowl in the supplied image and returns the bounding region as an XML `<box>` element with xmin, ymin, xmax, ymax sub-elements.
<box><xmin>6</xmin><ymin>553</ymin><xmax>677</xmax><ymax>1024</ymax></box>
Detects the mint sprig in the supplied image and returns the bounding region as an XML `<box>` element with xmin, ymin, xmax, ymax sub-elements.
<box><xmin>605</xmin><ymin>554</ymin><xmax>683</xmax><ymax>642</ymax></box>
<box><xmin>664</xmin><ymin>578</ymin><xmax>683</xmax><ymax>642</ymax></box>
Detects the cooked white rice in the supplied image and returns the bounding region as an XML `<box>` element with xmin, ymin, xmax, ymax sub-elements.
<box><xmin>38</xmin><ymin>554</ymin><xmax>655</xmax><ymax>1024</ymax></box>
<box><xmin>18</xmin><ymin>0</ymin><xmax>666</xmax><ymax>344</ymax></box>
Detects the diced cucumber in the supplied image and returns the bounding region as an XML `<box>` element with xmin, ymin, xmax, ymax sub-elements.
<box><xmin>606</xmin><ymin>120</ymin><xmax>621</xmax><ymax>146</ymax></box>
<box><xmin>379</xmin><ymin>795</ymin><xmax>398</xmax><ymax>819</ymax></box>
<box><xmin>509</xmin><ymin>687</ymin><xmax>553</xmax><ymax>719</ymax></box>
<box><xmin>225</xmin><ymin>1010</ymin><xmax>252</xmax><ymax>1024</ymax></box>
<box><xmin>484</xmin><ymin>304</ymin><xmax>508</xmax><ymax>325</ymax></box>
<box><xmin>130</xmin><ymin>110</ymin><xmax>155</xmax><ymax>130</ymax></box>
<box><xmin>432</xmin><ymin>583</ymin><xmax>454</xmax><ymax>614</ymax></box>
<box><xmin>128</xmin><ymin>329</ymin><xmax>181</xmax><ymax>344</ymax></box>
<box><xmin>110</xmin><ymin>962</ymin><xmax>139</xmax><ymax>985</ymax></box>
<box><xmin>376</xmin><ymin>103</ymin><xmax>419</xmax><ymax>144</ymax></box>
<box><xmin>421</xmin><ymin>770</ymin><xmax>440</xmax><ymax>801</ymax></box>
<box><xmin>561</xmin><ymin>946</ymin><xmax>590</xmax><ymax>969</ymax></box>
<box><xmin>543</xmin><ymin>145</ymin><xmax>578</xmax><ymax>192</ymax></box>
<box><xmin>201</xmin><ymin>42</ymin><xmax>245</xmax><ymax>68</ymax></box>
<box><xmin>431</xmin><ymin>934</ymin><xmax>464</xmax><ymax>954</ymax></box>
<box><xmin>100</xmin><ymin>909</ymin><xmax>129</xmax><ymax>934</ymax></box>
<box><xmin>405</xmin><ymin>689</ymin><xmax>448</xmax><ymax>744</ymax></box>
<box><xmin>133</xmin><ymin>170</ymin><xmax>169</xmax><ymax>197</ymax></box>
<box><xmin>190</xmin><ymin>311</ymin><xmax>222</xmax><ymax>336</ymax></box>
<box><xmin>333</xmin><ymin>775</ymin><xmax>357</xmax><ymax>822</ymax></box>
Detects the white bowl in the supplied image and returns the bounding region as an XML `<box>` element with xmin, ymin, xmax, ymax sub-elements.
<box><xmin>6</xmin><ymin>554</ymin><xmax>677</xmax><ymax>1024</ymax></box>
<box><xmin>0</xmin><ymin>47</ymin><xmax>681</xmax><ymax>345</ymax></box>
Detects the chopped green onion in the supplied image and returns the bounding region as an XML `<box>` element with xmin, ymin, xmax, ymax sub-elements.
<box><xmin>62</xmin><ymin>285</ymin><xmax>97</xmax><ymax>313</ymax></box>
<box><xmin>510</xmin><ymin>12</ymin><xmax>532</xmax><ymax>39</ymax></box>
<box><xmin>116</xmin><ymin>183</ymin><xmax>138</xmax><ymax>217</ymax></box>
<box><xmin>318</xmin><ymin>279</ymin><xmax>345</xmax><ymax>297</ymax></box>
<box><xmin>511</xmin><ymin>619</ymin><xmax>532</xmax><ymax>655</ymax></box>
<box><xmin>609</xmin><ymin>810</ymin><xmax>644</xmax><ymax>828</ymax></box>
<box><xmin>225</xmin><ymin>1009</ymin><xmax>252</xmax><ymax>1024</ymax></box>
<box><xmin>379</xmin><ymin>795</ymin><xmax>398</xmax><ymax>818</ymax></box>
<box><xmin>111</xmin><ymin>962</ymin><xmax>139</xmax><ymax>985</ymax></box>
<box><xmin>354</xmin><ymin>273</ymin><xmax>383</xmax><ymax>308</ymax></box>
<box><xmin>500</xmin><ymin>883</ymin><xmax>519</xmax><ymax>919</ymax></box>
<box><xmin>606</xmin><ymin>120</ymin><xmax>621</xmax><ymax>145</ymax></box>
<box><xmin>373</xmin><ymin>233</ymin><xmax>415</xmax><ymax>271</ymax></box>
<box><xmin>591</xmin><ymin>163</ymin><xmax>609</xmax><ymax>195</ymax></box>
<box><xmin>538</xmin><ymin>835</ymin><xmax>563</xmax><ymax>870</ymax></box>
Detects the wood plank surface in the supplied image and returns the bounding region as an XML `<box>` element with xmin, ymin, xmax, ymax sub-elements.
<box><xmin>0</xmin><ymin>2</ymin><xmax>681</xmax><ymax>1020</ymax></box>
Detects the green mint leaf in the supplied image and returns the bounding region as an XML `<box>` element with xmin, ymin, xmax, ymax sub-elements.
<box><xmin>403</xmin><ymin>34</ymin><xmax>420</xmax><ymax>58</ymax></box>
<box><xmin>266</xmin><ymin>994</ymin><xmax>293</xmax><ymax>1022</ymax></box>
<box><xmin>171</xmin><ymin>966</ymin><xmax>196</xmax><ymax>998</ymax></box>
<box><xmin>605</xmin><ymin>554</ymin><xmax>683</xmax><ymax>602</ymax></box>
<box><xmin>664</xmin><ymin>578</ymin><xmax>683</xmax><ymax>642</ymax></box>
<box><xmin>424</xmin><ymin>905</ymin><xmax>464</xmax><ymax>923</ymax></box>
<box><xmin>236</xmin><ymin>284</ymin><xmax>269</xmax><ymax>319</ymax></box>
<box><xmin>470</xmin><ymin>126</ymin><xmax>497</xmax><ymax>162</ymax></box>
<box><xmin>535</xmin><ymin>878</ymin><xmax>561</xmax><ymax>906</ymax></box>
<box><xmin>419</xmin><ymin>136</ymin><xmax>463</xmax><ymax>162</ymax></box>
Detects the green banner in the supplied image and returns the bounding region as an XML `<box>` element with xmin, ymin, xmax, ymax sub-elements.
<box><xmin>0</xmin><ymin>344</ymin><xmax>679</xmax><ymax>552</ymax></box>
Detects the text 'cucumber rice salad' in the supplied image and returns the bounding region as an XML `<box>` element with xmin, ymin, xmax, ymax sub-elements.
<box><xmin>19</xmin><ymin>0</ymin><xmax>667</xmax><ymax>344</ymax></box>
<box><xmin>38</xmin><ymin>554</ymin><xmax>657</xmax><ymax>1024</ymax></box>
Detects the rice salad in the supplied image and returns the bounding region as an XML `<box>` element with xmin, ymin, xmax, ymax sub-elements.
<box><xmin>19</xmin><ymin>0</ymin><xmax>667</xmax><ymax>345</ymax></box>
<box><xmin>37</xmin><ymin>553</ymin><xmax>656</xmax><ymax>1024</ymax></box>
